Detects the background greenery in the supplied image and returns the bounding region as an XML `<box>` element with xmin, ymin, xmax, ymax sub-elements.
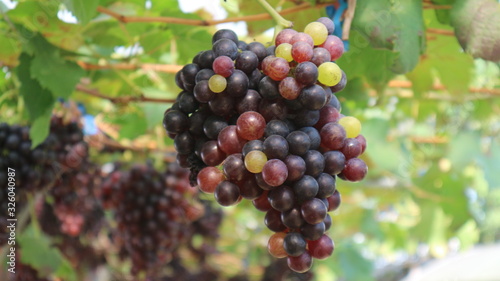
<box><xmin>1</xmin><ymin>0</ymin><xmax>499</xmax><ymax>280</ymax></box>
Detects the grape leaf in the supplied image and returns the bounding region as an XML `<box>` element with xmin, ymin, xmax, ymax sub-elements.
<box><xmin>352</xmin><ymin>0</ymin><xmax>425</xmax><ymax>74</ymax></box>
<box><xmin>28</xmin><ymin>34</ymin><xmax>84</xmax><ymax>99</ymax></box>
<box><xmin>451</xmin><ymin>0</ymin><xmax>500</xmax><ymax>61</ymax></box>
<box><xmin>18</xmin><ymin>225</ymin><xmax>63</xmax><ymax>276</ymax></box>
<box><xmin>447</xmin><ymin>131</ymin><xmax>481</xmax><ymax>171</ymax></box>
<box><xmin>430</xmin><ymin>0</ymin><xmax>456</xmax><ymax>24</ymax></box>
<box><xmin>16</xmin><ymin>53</ymin><xmax>55</xmax><ymax>147</ymax></box>
<box><xmin>63</xmin><ymin>0</ymin><xmax>99</xmax><ymax>25</ymax></box>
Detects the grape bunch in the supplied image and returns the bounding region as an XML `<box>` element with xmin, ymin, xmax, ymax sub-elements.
<box><xmin>0</xmin><ymin>116</ymin><xmax>90</xmax><ymax>246</ymax></box>
<box><xmin>162</xmin><ymin>17</ymin><xmax>368</xmax><ymax>272</ymax></box>
<box><xmin>100</xmin><ymin>162</ymin><xmax>203</xmax><ymax>275</ymax></box>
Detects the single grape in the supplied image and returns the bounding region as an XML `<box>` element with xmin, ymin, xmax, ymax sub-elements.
<box><xmin>252</xmin><ymin>190</ymin><xmax>273</xmax><ymax>212</ymax></box>
<box><xmin>287</xmin><ymin>252</ymin><xmax>313</xmax><ymax>273</ymax></box>
<box><xmin>259</xmin><ymin>75</ymin><xmax>281</xmax><ymax>100</ymax></box>
<box><xmin>356</xmin><ymin>134</ymin><xmax>367</xmax><ymax>154</ymax></box>
<box><xmin>303</xmin><ymin>150</ymin><xmax>325</xmax><ymax>177</ymax></box>
<box><xmin>236</xmin><ymin>89</ymin><xmax>262</xmax><ymax>114</ymax></box>
<box><xmin>323</xmin><ymin>150</ymin><xmax>346</xmax><ymax>175</ymax></box>
<box><xmin>213</xmin><ymin>38</ymin><xmax>239</xmax><ymax>60</ymax></box>
<box><xmin>200</xmin><ymin>140</ymin><xmax>226</xmax><ymax>166</ymax></box>
<box><xmin>307</xmin><ymin>234</ymin><xmax>334</xmax><ymax>260</ymax></box>
<box><xmin>247</xmin><ymin>42</ymin><xmax>267</xmax><ymax>61</ymax></box>
<box><xmin>301</xmin><ymin>198</ymin><xmax>327</xmax><ymax>224</ymax></box>
<box><xmin>208</xmin><ymin>74</ymin><xmax>227</xmax><ymax>93</ymax></box>
<box><xmin>318</xmin><ymin>62</ymin><xmax>342</xmax><ymax>87</ymax></box>
<box><xmin>227</xmin><ymin>70</ymin><xmax>249</xmax><ymax>98</ymax></box>
<box><xmin>237</xmin><ymin>175</ymin><xmax>263</xmax><ymax>200</ymax></box>
<box><xmin>299</xmin><ymin>127</ymin><xmax>321</xmax><ymax>150</ymax></box>
<box><xmin>294</xmin><ymin>61</ymin><xmax>318</xmax><ymax>86</ymax></box>
<box><xmin>316</xmin><ymin>173</ymin><xmax>336</xmax><ymax>199</ymax></box>
<box><xmin>341</xmin><ymin>158</ymin><xmax>367</xmax><ymax>182</ymax></box>
<box><xmin>279</xmin><ymin>77</ymin><xmax>302</xmax><ymax>100</ymax></box>
<box><xmin>268</xmin><ymin>185</ymin><xmax>295</xmax><ymax>212</ymax></box>
<box><xmin>163</xmin><ymin>109</ymin><xmax>189</xmax><ymax>135</ymax></box>
<box><xmin>338</xmin><ymin>116</ymin><xmax>361</xmax><ymax>138</ymax></box>
<box><xmin>293</xmin><ymin>108</ymin><xmax>320</xmax><ymax>128</ymax></box>
<box><xmin>203</xmin><ymin>115</ymin><xmax>228</xmax><ymax>140</ymax></box>
<box><xmin>235</xmin><ymin>51</ymin><xmax>259</xmax><ymax>74</ymax></box>
<box><xmin>316</xmin><ymin>17</ymin><xmax>335</xmax><ymax>34</ymax></box>
<box><xmin>287</xmin><ymin>131</ymin><xmax>311</xmax><ymax>156</ymax></box>
<box><xmin>275</xmin><ymin>28</ymin><xmax>298</xmax><ymax>46</ymax></box>
<box><xmin>292</xmin><ymin>175</ymin><xmax>319</xmax><ymax>202</ymax></box>
<box><xmin>197</xmin><ymin>166</ymin><xmax>225</xmax><ymax>193</ymax></box>
<box><xmin>299</xmin><ymin>84</ymin><xmax>327</xmax><ymax>110</ymax></box>
<box><xmin>223</xmin><ymin>153</ymin><xmax>247</xmax><ymax>182</ymax></box>
<box><xmin>267</xmin><ymin>57</ymin><xmax>290</xmax><ymax>81</ymax></box>
<box><xmin>291</xmin><ymin>41</ymin><xmax>314</xmax><ymax>63</ymax></box>
<box><xmin>290</xmin><ymin>32</ymin><xmax>314</xmax><ymax>47</ymax></box>
<box><xmin>320</xmin><ymin>122</ymin><xmax>346</xmax><ymax>150</ymax></box>
<box><xmin>275</xmin><ymin>43</ymin><xmax>293</xmax><ymax>62</ymax></box>
<box><xmin>263</xmin><ymin>135</ymin><xmax>289</xmax><ymax>160</ymax></box>
<box><xmin>315</xmin><ymin>105</ymin><xmax>340</xmax><ymax>130</ymax></box>
<box><xmin>319</xmin><ymin>35</ymin><xmax>344</xmax><ymax>61</ymax></box>
<box><xmin>265</xmin><ymin>209</ymin><xmax>287</xmax><ymax>232</ymax></box>
<box><xmin>193</xmin><ymin>80</ymin><xmax>215</xmax><ymax>103</ymax></box>
<box><xmin>242</xmin><ymin>140</ymin><xmax>264</xmax><ymax>156</ymax></box>
<box><xmin>264</xmin><ymin>120</ymin><xmax>290</xmax><ymax>138</ymax></box>
<box><xmin>326</xmin><ymin>190</ymin><xmax>341</xmax><ymax>211</ymax></box>
<box><xmin>283</xmin><ymin>232</ymin><xmax>306</xmax><ymax>257</ymax></box>
<box><xmin>195</xmin><ymin>68</ymin><xmax>215</xmax><ymax>83</ymax></box>
<box><xmin>284</xmin><ymin>155</ymin><xmax>307</xmax><ymax>182</ymax></box>
<box><xmin>311</xmin><ymin>47</ymin><xmax>332</xmax><ymax>67</ymax></box>
<box><xmin>262</xmin><ymin>159</ymin><xmax>288</xmax><ymax>187</ymax></box>
<box><xmin>236</xmin><ymin>111</ymin><xmax>266</xmax><ymax>140</ymax></box>
<box><xmin>340</xmin><ymin>138</ymin><xmax>362</xmax><ymax>159</ymax></box>
<box><xmin>209</xmin><ymin>92</ymin><xmax>235</xmax><ymax>117</ymax></box>
<box><xmin>268</xmin><ymin>232</ymin><xmax>288</xmax><ymax>258</ymax></box>
<box><xmin>215</xmin><ymin>181</ymin><xmax>241</xmax><ymax>206</ymax></box>
<box><xmin>301</xmin><ymin>222</ymin><xmax>325</xmax><ymax>241</ymax></box>
<box><xmin>174</xmin><ymin>131</ymin><xmax>195</xmax><ymax>154</ymax></box>
<box><xmin>212</xmin><ymin>55</ymin><xmax>235</xmax><ymax>77</ymax></box>
<box><xmin>281</xmin><ymin>206</ymin><xmax>305</xmax><ymax>229</ymax></box>
<box><xmin>212</xmin><ymin>29</ymin><xmax>239</xmax><ymax>44</ymax></box>
<box><xmin>304</xmin><ymin>22</ymin><xmax>328</xmax><ymax>45</ymax></box>
<box><xmin>244</xmin><ymin>150</ymin><xmax>268</xmax><ymax>173</ymax></box>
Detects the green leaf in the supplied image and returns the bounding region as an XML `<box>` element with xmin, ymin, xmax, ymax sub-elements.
<box><xmin>16</xmin><ymin>53</ymin><xmax>55</xmax><ymax>147</ymax></box>
<box><xmin>337</xmin><ymin>241</ymin><xmax>374</xmax><ymax>281</ymax></box>
<box><xmin>63</xmin><ymin>0</ymin><xmax>99</xmax><ymax>25</ymax></box>
<box><xmin>110</xmin><ymin>110</ymin><xmax>148</xmax><ymax>139</ymax></box>
<box><xmin>447</xmin><ymin>131</ymin><xmax>481</xmax><ymax>171</ymax></box>
<box><xmin>18</xmin><ymin>225</ymin><xmax>63</xmax><ymax>276</ymax></box>
<box><xmin>431</xmin><ymin>0</ymin><xmax>456</xmax><ymax>24</ymax></box>
<box><xmin>451</xmin><ymin>0</ymin><xmax>500</xmax><ymax>61</ymax></box>
<box><xmin>352</xmin><ymin>0</ymin><xmax>426</xmax><ymax>73</ymax></box>
<box><xmin>406</xmin><ymin>57</ymin><xmax>433</xmax><ymax>97</ymax></box>
<box><xmin>29</xmin><ymin>34</ymin><xmax>85</xmax><ymax>99</ymax></box>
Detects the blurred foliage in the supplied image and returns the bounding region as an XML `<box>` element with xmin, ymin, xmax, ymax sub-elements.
<box><xmin>1</xmin><ymin>0</ymin><xmax>500</xmax><ymax>280</ymax></box>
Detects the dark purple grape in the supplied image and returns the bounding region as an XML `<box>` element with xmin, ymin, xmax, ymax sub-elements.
<box><xmin>209</xmin><ymin>92</ymin><xmax>235</xmax><ymax>117</ymax></box>
<box><xmin>294</xmin><ymin>61</ymin><xmax>318</xmax><ymax>86</ymax></box>
<box><xmin>203</xmin><ymin>115</ymin><xmax>228</xmax><ymax>140</ymax></box>
<box><xmin>316</xmin><ymin>173</ymin><xmax>336</xmax><ymax>199</ymax></box>
<box><xmin>235</xmin><ymin>51</ymin><xmax>259</xmax><ymax>74</ymax></box>
<box><xmin>212</xmin><ymin>29</ymin><xmax>239</xmax><ymax>44</ymax></box>
<box><xmin>284</xmin><ymin>155</ymin><xmax>306</xmax><ymax>182</ymax></box>
<box><xmin>223</xmin><ymin>153</ymin><xmax>247</xmax><ymax>182</ymax></box>
<box><xmin>283</xmin><ymin>232</ymin><xmax>306</xmax><ymax>257</ymax></box>
<box><xmin>213</xmin><ymin>38</ymin><xmax>239</xmax><ymax>60</ymax></box>
<box><xmin>163</xmin><ymin>110</ymin><xmax>189</xmax><ymax>135</ymax></box>
<box><xmin>281</xmin><ymin>206</ymin><xmax>305</xmax><ymax>229</ymax></box>
<box><xmin>293</xmin><ymin>109</ymin><xmax>320</xmax><ymax>128</ymax></box>
<box><xmin>236</xmin><ymin>89</ymin><xmax>262</xmax><ymax>114</ymax></box>
<box><xmin>259</xmin><ymin>76</ymin><xmax>280</xmax><ymax>100</ymax></box>
<box><xmin>292</xmin><ymin>175</ymin><xmax>318</xmax><ymax>202</ymax></box>
<box><xmin>227</xmin><ymin>70</ymin><xmax>249</xmax><ymax>98</ymax></box>
<box><xmin>300</xmin><ymin>222</ymin><xmax>325</xmax><ymax>241</ymax></box>
<box><xmin>193</xmin><ymin>80</ymin><xmax>215</xmax><ymax>103</ymax></box>
<box><xmin>247</xmin><ymin>42</ymin><xmax>267</xmax><ymax>61</ymax></box>
<box><xmin>303</xmin><ymin>150</ymin><xmax>324</xmax><ymax>177</ymax></box>
<box><xmin>199</xmin><ymin>50</ymin><xmax>216</xmax><ymax>69</ymax></box>
<box><xmin>341</xmin><ymin>158</ymin><xmax>367</xmax><ymax>182</ymax></box>
<box><xmin>323</xmin><ymin>150</ymin><xmax>346</xmax><ymax>175</ymax></box>
<box><xmin>299</xmin><ymin>84</ymin><xmax>327</xmax><ymax>111</ymax></box>
<box><xmin>181</xmin><ymin>63</ymin><xmax>200</xmax><ymax>85</ymax></box>
<box><xmin>242</xmin><ymin>140</ymin><xmax>264</xmax><ymax>157</ymax></box>
<box><xmin>263</xmin><ymin>135</ymin><xmax>289</xmax><ymax>160</ymax></box>
<box><xmin>265</xmin><ymin>209</ymin><xmax>287</xmax><ymax>232</ymax></box>
<box><xmin>301</xmin><ymin>198</ymin><xmax>327</xmax><ymax>224</ymax></box>
<box><xmin>264</xmin><ymin>120</ymin><xmax>290</xmax><ymax>138</ymax></box>
<box><xmin>286</xmin><ymin>131</ymin><xmax>311</xmax><ymax>156</ymax></box>
<box><xmin>195</xmin><ymin>68</ymin><xmax>215</xmax><ymax>83</ymax></box>
<box><xmin>174</xmin><ymin>131</ymin><xmax>195</xmax><ymax>154</ymax></box>
<box><xmin>215</xmin><ymin>181</ymin><xmax>240</xmax><ymax>206</ymax></box>
<box><xmin>268</xmin><ymin>185</ymin><xmax>295</xmax><ymax>212</ymax></box>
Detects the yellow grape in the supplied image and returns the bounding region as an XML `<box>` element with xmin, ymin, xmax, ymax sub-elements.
<box><xmin>275</xmin><ymin>43</ymin><xmax>293</xmax><ymax>62</ymax></box>
<box><xmin>208</xmin><ymin>74</ymin><xmax>227</xmax><ymax>93</ymax></box>
<box><xmin>304</xmin><ymin>22</ymin><xmax>328</xmax><ymax>46</ymax></box>
<box><xmin>244</xmin><ymin>150</ymin><xmax>268</xmax><ymax>173</ymax></box>
<box><xmin>339</xmin><ymin>116</ymin><xmax>361</xmax><ymax>138</ymax></box>
<box><xmin>317</xmin><ymin>62</ymin><xmax>342</xmax><ymax>87</ymax></box>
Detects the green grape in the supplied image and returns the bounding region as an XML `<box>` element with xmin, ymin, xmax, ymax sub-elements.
<box><xmin>208</xmin><ymin>74</ymin><xmax>227</xmax><ymax>93</ymax></box>
<box><xmin>245</xmin><ymin>150</ymin><xmax>268</xmax><ymax>173</ymax></box>
<box><xmin>317</xmin><ymin>62</ymin><xmax>342</xmax><ymax>87</ymax></box>
<box><xmin>275</xmin><ymin>43</ymin><xmax>293</xmax><ymax>62</ymax></box>
<box><xmin>304</xmin><ymin>22</ymin><xmax>328</xmax><ymax>46</ymax></box>
<box><xmin>339</xmin><ymin>116</ymin><xmax>361</xmax><ymax>138</ymax></box>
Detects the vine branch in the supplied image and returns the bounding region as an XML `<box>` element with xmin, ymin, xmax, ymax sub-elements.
<box><xmin>96</xmin><ymin>3</ymin><xmax>332</xmax><ymax>26</ymax></box>
<box><xmin>426</xmin><ymin>28</ymin><xmax>455</xmax><ymax>36</ymax></box>
<box><xmin>75</xmin><ymin>84</ymin><xmax>176</xmax><ymax>104</ymax></box>
<box><xmin>77</xmin><ymin>61</ymin><xmax>182</xmax><ymax>74</ymax></box>
<box><xmin>256</xmin><ymin>0</ymin><xmax>293</xmax><ymax>28</ymax></box>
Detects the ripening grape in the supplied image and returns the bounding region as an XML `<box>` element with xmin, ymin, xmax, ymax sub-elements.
<box><xmin>236</xmin><ymin>111</ymin><xmax>266</xmax><ymax>140</ymax></box>
<box><xmin>275</xmin><ymin>28</ymin><xmax>298</xmax><ymax>46</ymax></box>
<box><xmin>318</xmin><ymin>62</ymin><xmax>342</xmax><ymax>87</ymax></box>
<box><xmin>304</xmin><ymin>22</ymin><xmax>328</xmax><ymax>45</ymax></box>
<box><xmin>275</xmin><ymin>43</ymin><xmax>293</xmax><ymax>62</ymax></box>
<box><xmin>338</xmin><ymin>116</ymin><xmax>361</xmax><ymax>138</ymax></box>
<box><xmin>212</xmin><ymin>55</ymin><xmax>234</xmax><ymax>77</ymax></box>
<box><xmin>244</xmin><ymin>150</ymin><xmax>268</xmax><ymax>173</ymax></box>
<box><xmin>267</xmin><ymin>232</ymin><xmax>288</xmax><ymax>258</ymax></box>
<box><xmin>292</xmin><ymin>41</ymin><xmax>314</xmax><ymax>63</ymax></box>
<box><xmin>208</xmin><ymin>74</ymin><xmax>227</xmax><ymax>93</ymax></box>
<box><xmin>197</xmin><ymin>166</ymin><xmax>225</xmax><ymax>193</ymax></box>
